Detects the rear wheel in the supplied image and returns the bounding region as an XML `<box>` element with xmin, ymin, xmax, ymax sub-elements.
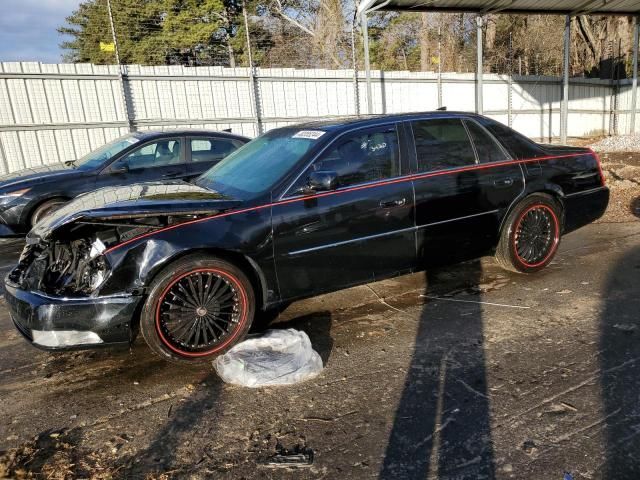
<box><xmin>140</xmin><ymin>255</ymin><xmax>255</xmax><ymax>364</ymax></box>
<box><xmin>495</xmin><ymin>194</ymin><xmax>562</xmax><ymax>273</ymax></box>
<box><xmin>30</xmin><ymin>198</ymin><xmax>67</xmax><ymax>226</ymax></box>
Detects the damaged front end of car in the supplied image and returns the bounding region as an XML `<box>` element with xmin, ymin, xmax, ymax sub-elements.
<box><xmin>10</xmin><ymin>212</ymin><xmax>208</xmax><ymax>297</ymax></box>
<box><xmin>5</xmin><ymin>211</ymin><xmax>214</xmax><ymax>349</ymax></box>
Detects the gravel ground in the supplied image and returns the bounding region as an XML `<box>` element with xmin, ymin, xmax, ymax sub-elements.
<box><xmin>595</xmin><ymin>151</ymin><xmax>640</xmax><ymax>223</ymax></box>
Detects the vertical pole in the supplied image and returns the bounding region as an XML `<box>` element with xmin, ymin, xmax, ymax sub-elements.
<box><xmin>437</xmin><ymin>25</ymin><xmax>442</xmax><ymax>109</ymax></box>
<box><xmin>476</xmin><ymin>15</ymin><xmax>483</xmax><ymax>114</ymax></box>
<box><xmin>351</xmin><ymin>18</ymin><xmax>360</xmax><ymax>116</ymax></box>
<box><xmin>561</xmin><ymin>15</ymin><xmax>571</xmax><ymax>144</ymax></box>
<box><xmin>631</xmin><ymin>16</ymin><xmax>639</xmax><ymax>133</ymax></box>
<box><xmin>361</xmin><ymin>13</ymin><xmax>373</xmax><ymax>114</ymax></box>
<box><xmin>106</xmin><ymin>0</ymin><xmax>134</xmax><ymax>132</ymax></box>
<box><xmin>243</xmin><ymin>1</ymin><xmax>262</xmax><ymax>135</ymax></box>
<box><xmin>508</xmin><ymin>31</ymin><xmax>513</xmax><ymax>127</ymax></box>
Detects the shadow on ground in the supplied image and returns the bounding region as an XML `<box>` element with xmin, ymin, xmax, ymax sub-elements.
<box><xmin>598</xmin><ymin>237</ymin><xmax>640</xmax><ymax>479</ymax></box>
<box><xmin>380</xmin><ymin>260</ymin><xmax>495</xmax><ymax>479</ymax></box>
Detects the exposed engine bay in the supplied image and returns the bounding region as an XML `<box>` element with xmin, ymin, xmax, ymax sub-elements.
<box><xmin>8</xmin><ymin>213</ymin><xmax>209</xmax><ymax>296</ymax></box>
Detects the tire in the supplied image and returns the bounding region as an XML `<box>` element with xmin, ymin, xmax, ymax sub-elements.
<box><xmin>140</xmin><ymin>254</ymin><xmax>255</xmax><ymax>364</ymax></box>
<box><xmin>30</xmin><ymin>199</ymin><xmax>67</xmax><ymax>227</ymax></box>
<box><xmin>495</xmin><ymin>194</ymin><xmax>562</xmax><ymax>274</ymax></box>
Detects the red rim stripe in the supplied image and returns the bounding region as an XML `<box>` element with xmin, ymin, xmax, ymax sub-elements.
<box><xmin>512</xmin><ymin>204</ymin><xmax>560</xmax><ymax>268</ymax></box>
<box><xmin>154</xmin><ymin>268</ymin><xmax>248</xmax><ymax>357</ymax></box>
<box><xmin>105</xmin><ymin>152</ymin><xmax>590</xmax><ymax>255</ymax></box>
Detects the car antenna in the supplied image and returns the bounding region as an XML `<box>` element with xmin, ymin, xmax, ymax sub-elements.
<box><xmin>436</xmin><ymin>106</ymin><xmax>447</xmax><ymax>111</ymax></box>
<box><xmin>223</xmin><ymin>128</ymin><xmax>232</xmax><ymax>132</ymax></box>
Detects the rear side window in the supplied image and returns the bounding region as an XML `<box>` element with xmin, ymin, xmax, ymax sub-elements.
<box><xmin>464</xmin><ymin>120</ymin><xmax>509</xmax><ymax>163</ymax></box>
<box><xmin>191</xmin><ymin>138</ymin><xmax>245</xmax><ymax>163</ymax></box>
<box><xmin>476</xmin><ymin>117</ymin><xmax>544</xmax><ymax>159</ymax></box>
<box><xmin>411</xmin><ymin>119</ymin><xmax>476</xmax><ymax>172</ymax></box>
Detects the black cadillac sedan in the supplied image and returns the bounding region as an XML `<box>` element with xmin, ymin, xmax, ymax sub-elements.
<box><xmin>5</xmin><ymin>112</ymin><xmax>608</xmax><ymax>363</ymax></box>
<box><xmin>0</xmin><ymin>129</ymin><xmax>248</xmax><ymax>236</ymax></box>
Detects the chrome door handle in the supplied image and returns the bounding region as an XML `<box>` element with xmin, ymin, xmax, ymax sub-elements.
<box><xmin>494</xmin><ymin>178</ymin><xmax>514</xmax><ymax>188</ymax></box>
<box><xmin>379</xmin><ymin>198</ymin><xmax>407</xmax><ymax>208</ymax></box>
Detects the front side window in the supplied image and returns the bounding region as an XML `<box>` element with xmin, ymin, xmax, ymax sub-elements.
<box><xmin>412</xmin><ymin>118</ymin><xmax>476</xmax><ymax>172</ymax></box>
<box><xmin>464</xmin><ymin>120</ymin><xmax>509</xmax><ymax>163</ymax></box>
<box><xmin>191</xmin><ymin>138</ymin><xmax>245</xmax><ymax>163</ymax></box>
<box><xmin>294</xmin><ymin>126</ymin><xmax>400</xmax><ymax>191</ymax></box>
<box><xmin>118</xmin><ymin>139</ymin><xmax>182</xmax><ymax>170</ymax></box>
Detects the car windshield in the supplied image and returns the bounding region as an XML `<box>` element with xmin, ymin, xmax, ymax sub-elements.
<box><xmin>195</xmin><ymin>128</ymin><xmax>322</xmax><ymax>198</ymax></box>
<box><xmin>73</xmin><ymin>135</ymin><xmax>140</xmax><ymax>169</ymax></box>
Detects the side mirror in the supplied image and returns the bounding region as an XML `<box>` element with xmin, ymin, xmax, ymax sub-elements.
<box><xmin>306</xmin><ymin>170</ymin><xmax>338</xmax><ymax>193</ymax></box>
<box><xmin>111</xmin><ymin>162</ymin><xmax>129</xmax><ymax>174</ymax></box>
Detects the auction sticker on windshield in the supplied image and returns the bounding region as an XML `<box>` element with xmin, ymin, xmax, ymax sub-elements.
<box><xmin>292</xmin><ymin>130</ymin><xmax>325</xmax><ymax>140</ymax></box>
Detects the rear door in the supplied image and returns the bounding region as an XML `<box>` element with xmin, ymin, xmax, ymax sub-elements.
<box><xmin>409</xmin><ymin>117</ymin><xmax>523</xmax><ymax>267</ymax></box>
<box><xmin>187</xmin><ymin>136</ymin><xmax>247</xmax><ymax>179</ymax></box>
<box><xmin>273</xmin><ymin>124</ymin><xmax>415</xmax><ymax>300</ymax></box>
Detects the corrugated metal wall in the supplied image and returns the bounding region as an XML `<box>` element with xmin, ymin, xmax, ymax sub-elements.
<box><xmin>0</xmin><ymin>62</ymin><xmax>634</xmax><ymax>175</ymax></box>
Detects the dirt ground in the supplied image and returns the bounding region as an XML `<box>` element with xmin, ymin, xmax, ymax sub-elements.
<box><xmin>0</xmin><ymin>154</ymin><xmax>638</xmax><ymax>479</ymax></box>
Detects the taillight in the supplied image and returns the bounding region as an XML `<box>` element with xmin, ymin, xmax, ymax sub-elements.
<box><xmin>588</xmin><ymin>148</ymin><xmax>606</xmax><ymax>186</ymax></box>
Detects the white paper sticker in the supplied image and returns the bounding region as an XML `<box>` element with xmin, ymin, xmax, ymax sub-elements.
<box><xmin>292</xmin><ymin>130</ymin><xmax>326</xmax><ymax>140</ymax></box>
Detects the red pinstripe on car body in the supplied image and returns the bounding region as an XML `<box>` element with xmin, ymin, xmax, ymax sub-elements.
<box><xmin>105</xmin><ymin>151</ymin><xmax>595</xmax><ymax>255</ymax></box>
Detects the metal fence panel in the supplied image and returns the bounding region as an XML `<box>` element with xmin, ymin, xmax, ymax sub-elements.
<box><xmin>0</xmin><ymin>61</ymin><xmax>635</xmax><ymax>175</ymax></box>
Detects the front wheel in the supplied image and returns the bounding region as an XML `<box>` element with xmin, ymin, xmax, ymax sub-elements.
<box><xmin>495</xmin><ymin>194</ymin><xmax>562</xmax><ymax>273</ymax></box>
<box><xmin>140</xmin><ymin>255</ymin><xmax>255</xmax><ymax>364</ymax></box>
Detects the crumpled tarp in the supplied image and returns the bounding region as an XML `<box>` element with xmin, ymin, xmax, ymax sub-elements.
<box><xmin>213</xmin><ymin>329</ymin><xmax>323</xmax><ymax>387</ymax></box>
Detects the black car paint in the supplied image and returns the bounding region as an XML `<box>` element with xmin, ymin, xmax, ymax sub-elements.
<box><xmin>0</xmin><ymin>130</ymin><xmax>249</xmax><ymax>236</ymax></box>
<box><xmin>5</xmin><ymin>112</ymin><xmax>609</xmax><ymax>350</ymax></box>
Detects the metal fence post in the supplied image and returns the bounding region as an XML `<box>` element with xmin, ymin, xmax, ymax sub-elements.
<box><xmin>631</xmin><ymin>16</ymin><xmax>639</xmax><ymax>134</ymax></box>
<box><xmin>361</xmin><ymin>13</ymin><xmax>373</xmax><ymax>114</ymax></box>
<box><xmin>107</xmin><ymin>0</ymin><xmax>135</xmax><ymax>132</ymax></box>
<box><xmin>561</xmin><ymin>15</ymin><xmax>571</xmax><ymax>144</ymax></box>
<box><xmin>351</xmin><ymin>17</ymin><xmax>360</xmax><ymax>116</ymax></box>
<box><xmin>243</xmin><ymin>1</ymin><xmax>263</xmax><ymax>136</ymax></box>
<box><xmin>476</xmin><ymin>16</ymin><xmax>483</xmax><ymax>115</ymax></box>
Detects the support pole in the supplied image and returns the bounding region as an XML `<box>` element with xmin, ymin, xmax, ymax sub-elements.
<box><xmin>351</xmin><ymin>18</ymin><xmax>360</xmax><ymax>116</ymax></box>
<box><xmin>476</xmin><ymin>16</ymin><xmax>483</xmax><ymax>114</ymax></box>
<box><xmin>243</xmin><ymin>1</ymin><xmax>262</xmax><ymax>135</ymax></box>
<box><xmin>361</xmin><ymin>13</ymin><xmax>373</xmax><ymax>114</ymax></box>
<box><xmin>561</xmin><ymin>15</ymin><xmax>571</xmax><ymax>144</ymax></box>
<box><xmin>631</xmin><ymin>16</ymin><xmax>639</xmax><ymax>134</ymax></box>
<box><xmin>106</xmin><ymin>0</ymin><xmax>135</xmax><ymax>132</ymax></box>
<box><xmin>437</xmin><ymin>25</ymin><xmax>442</xmax><ymax>109</ymax></box>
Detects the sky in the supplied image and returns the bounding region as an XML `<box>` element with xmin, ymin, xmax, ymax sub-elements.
<box><xmin>0</xmin><ymin>0</ymin><xmax>82</xmax><ymax>63</ymax></box>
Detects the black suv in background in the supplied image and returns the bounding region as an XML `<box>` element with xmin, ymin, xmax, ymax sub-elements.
<box><xmin>0</xmin><ymin>129</ymin><xmax>248</xmax><ymax>236</ymax></box>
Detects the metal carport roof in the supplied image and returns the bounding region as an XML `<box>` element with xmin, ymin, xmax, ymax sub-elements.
<box><xmin>357</xmin><ymin>0</ymin><xmax>640</xmax><ymax>16</ymax></box>
<box><xmin>356</xmin><ymin>0</ymin><xmax>640</xmax><ymax>142</ymax></box>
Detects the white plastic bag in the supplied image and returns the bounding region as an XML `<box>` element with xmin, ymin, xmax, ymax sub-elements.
<box><xmin>213</xmin><ymin>329</ymin><xmax>323</xmax><ymax>387</ymax></box>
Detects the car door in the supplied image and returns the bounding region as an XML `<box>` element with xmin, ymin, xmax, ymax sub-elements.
<box><xmin>410</xmin><ymin>117</ymin><xmax>524</xmax><ymax>267</ymax></box>
<box><xmin>187</xmin><ymin>136</ymin><xmax>247</xmax><ymax>179</ymax></box>
<box><xmin>96</xmin><ymin>137</ymin><xmax>188</xmax><ymax>188</ymax></box>
<box><xmin>272</xmin><ymin>124</ymin><xmax>415</xmax><ymax>300</ymax></box>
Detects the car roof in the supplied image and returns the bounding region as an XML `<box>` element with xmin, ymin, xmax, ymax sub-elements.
<box><xmin>132</xmin><ymin>129</ymin><xmax>250</xmax><ymax>142</ymax></box>
<box><xmin>288</xmin><ymin>111</ymin><xmax>485</xmax><ymax>133</ymax></box>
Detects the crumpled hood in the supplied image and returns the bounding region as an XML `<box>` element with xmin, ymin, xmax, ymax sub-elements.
<box><xmin>0</xmin><ymin>163</ymin><xmax>76</xmax><ymax>191</ymax></box>
<box><xmin>30</xmin><ymin>181</ymin><xmax>241</xmax><ymax>240</ymax></box>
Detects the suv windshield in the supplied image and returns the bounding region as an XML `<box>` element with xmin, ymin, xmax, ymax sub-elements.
<box><xmin>73</xmin><ymin>135</ymin><xmax>140</xmax><ymax>170</ymax></box>
<box><xmin>196</xmin><ymin>128</ymin><xmax>322</xmax><ymax>197</ymax></box>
